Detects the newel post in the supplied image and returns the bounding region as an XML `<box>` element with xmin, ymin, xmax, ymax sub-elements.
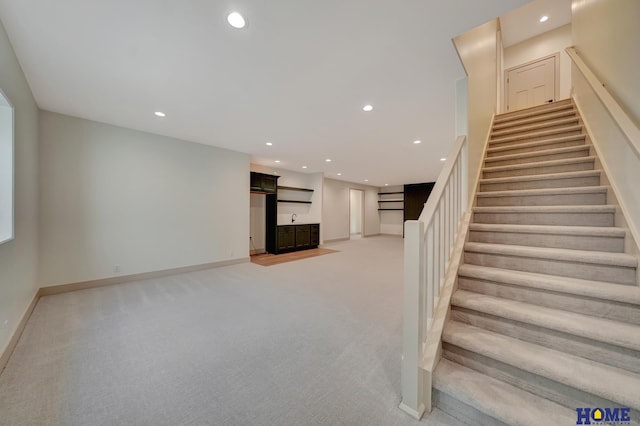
<box><xmin>399</xmin><ymin>220</ymin><xmax>426</xmax><ymax>419</ymax></box>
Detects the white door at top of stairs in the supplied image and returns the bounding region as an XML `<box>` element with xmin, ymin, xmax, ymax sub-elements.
<box><xmin>506</xmin><ymin>55</ymin><xmax>557</xmax><ymax>112</ymax></box>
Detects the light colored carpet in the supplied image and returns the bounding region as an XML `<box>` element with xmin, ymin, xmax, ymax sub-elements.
<box><xmin>0</xmin><ymin>236</ymin><xmax>458</xmax><ymax>426</ymax></box>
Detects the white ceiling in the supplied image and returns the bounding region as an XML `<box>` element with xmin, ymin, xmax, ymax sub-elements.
<box><xmin>500</xmin><ymin>0</ymin><xmax>572</xmax><ymax>47</ymax></box>
<box><xmin>0</xmin><ymin>0</ymin><xmax>532</xmax><ymax>187</ymax></box>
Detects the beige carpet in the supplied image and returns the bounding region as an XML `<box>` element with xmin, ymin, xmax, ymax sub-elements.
<box><xmin>0</xmin><ymin>236</ymin><xmax>457</xmax><ymax>425</ymax></box>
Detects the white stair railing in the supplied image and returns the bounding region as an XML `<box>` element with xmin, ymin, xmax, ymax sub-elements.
<box><xmin>399</xmin><ymin>135</ymin><xmax>468</xmax><ymax>419</ymax></box>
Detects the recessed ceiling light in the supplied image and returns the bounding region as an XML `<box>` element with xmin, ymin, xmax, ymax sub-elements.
<box><xmin>413</xmin><ymin>140</ymin><xmax>421</xmax><ymax>144</ymax></box>
<box><xmin>385</xmin><ymin>184</ymin><xmax>389</xmax><ymax>186</ymax></box>
<box><xmin>275</xmin><ymin>160</ymin><xmax>281</xmax><ymax>163</ymax></box>
<box><xmin>265</xmin><ymin>142</ymin><xmax>273</xmax><ymax>146</ymax></box>
<box><xmin>227</xmin><ymin>12</ymin><xmax>246</xmax><ymax>28</ymax></box>
<box><xmin>154</xmin><ymin>111</ymin><xmax>166</xmax><ymax>117</ymax></box>
<box><xmin>440</xmin><ymin>158</ymin><xmax>446</xmax><ymax>161</ymax></box>
<box><xmin>337</xmin><ymin>173</ymin><xmax>342</xmax><ymax>176</ymax></box>
<box><xmin>302</xmin><ymin>166</ymin><xmax>307</xmax><ymax>169</ymax></box>
<box><xmin>539</xmin><ymin>15</ymin><xmax>549</xmax><ymax>23</ymax></box>
<box><xmin>363</xmin><ymin>105</ymin><xmax>373</xmax><ymax>112</ymax></box>
<box><xmin>325</xmin><ymin>158</ymin><xmax>332</xmax><ymax>162</ymax></box>
<box><xmin>364</xmin><ymin>179</ymin><xmax>369</xmax><ymax>182</ymax></box>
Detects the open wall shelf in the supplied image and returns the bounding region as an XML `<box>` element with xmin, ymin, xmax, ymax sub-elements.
<box><xmin>278</xmin><ymin>186</ymin><xmax>314</xmax><ymax>192</ymax></box>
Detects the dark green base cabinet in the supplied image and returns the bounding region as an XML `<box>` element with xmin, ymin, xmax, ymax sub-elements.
<box><xmin>276</xmin><ymin>224</ymin><xmax>320</xmax><ymax>254</ymax></box>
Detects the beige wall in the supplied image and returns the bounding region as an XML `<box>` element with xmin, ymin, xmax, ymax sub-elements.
<box><xmin>504</xmin><ymin>24</ymin><xmax>572</xmax><ymax>104</ymax></box>
<box><xmin>0</xmin><ymin>19</ymin><xmax>40</xmax><ymax>354</ymax></box>
<box><xmin>454</xmin><ymin>19</ymin><xmax>499</xmax><ymax>203</ymax></box>
<box><xmin>571</xmin><ymin>0</ymin><xmax>640</xmax><ymax>253</ymax></box>
<box><xmin>39</xmin><ymin>111</ymin><xmax>250</xmax><ymax>287</ymax></box>
<box><xmin>322</xmin><ymin>178</ymin><xmax>380</xmax><ymax>241</ymax></box>
<box><xmin>572</xmin><ymin>0</ymin><xmax>640</xmax><ymax>127</ymax></box>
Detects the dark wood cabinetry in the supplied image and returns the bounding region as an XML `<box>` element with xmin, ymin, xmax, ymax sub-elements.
<box><xmin>276</xmin><ymin>223</ymin><xmax>320</xmax><ymax>253</ymax></box>
<box><xmin>277</xmin><ymin>226</ymin><xmax>296</xmax><ymax>251</ymax></box>
<box><xmin>251</xmin><ymin>172</ymin><xmax>278</xmax><ymax>194</ymax></box>
<box><xmin>250</xmin><ymin>171</ymin><xmax>319</xmax><ymax>255</ymax></box>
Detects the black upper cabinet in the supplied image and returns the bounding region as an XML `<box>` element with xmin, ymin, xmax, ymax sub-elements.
<box><xmin>251</xmin><ymin>172</ymin><xmax>279</xmax><ymax>194</ymax></box>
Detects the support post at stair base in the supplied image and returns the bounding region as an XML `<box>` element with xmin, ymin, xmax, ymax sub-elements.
<box><xmin>400</xmin><ymin>220</ymin><xmax>427</xmax><ymax>419</ymax></box>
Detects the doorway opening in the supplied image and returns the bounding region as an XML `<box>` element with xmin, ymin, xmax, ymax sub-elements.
<box><xmin>349</xmin><ymin>189</ymin><xmax>364</xmax><ymax>239</ymax></box>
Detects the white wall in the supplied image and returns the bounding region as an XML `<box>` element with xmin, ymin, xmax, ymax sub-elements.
<box><xmin>455</xmin><ymin>78</ymin><xmax>468</xmax><ymax>136</ymax></box>
<box><xmin>454</xmin><ymin>19</ymin><xmax>499</xmax><ymax>203</ymax></box>
<box><xmin>504</xmin><ymin>24</ymin><xmax>572</xmax><ymax>103</ymax></box>
<box><xmin>249</xmin><ymin>193</ymin><xmax>266</xmax><ymax>253</ymax></box>
<box><xmin>349</xmin><ymin>189</ymin><xmax>363</xmax><ymax>234</ymax></box>
<box><xmin>0</xmin><ymin>19</ymin><xmax>39</xmax><ymax>354</ymax></box>
<box><xmin>323</xmin><ymin>178</ymin><xmax>380</xmax><ymax>242</ymax></box>
<box><xmin>39</xmin><ymin>111</ymin><xmax>250</xmax><ymax>286</ymax></box>
<box><xmin>571</xmin><ymin>0</ymin><xmax>640</xmax><ymax>254</ymax></box>
<box><xmin>572</xmin><ymin>0</ymin><xmax>640</xmax><ymax>126</ymax></box>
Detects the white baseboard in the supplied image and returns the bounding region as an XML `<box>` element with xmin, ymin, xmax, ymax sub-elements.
<box><xmin>40</xmin><ymin>257</ymin><xmax>250</xmax><ymax>297</ymax></box>
<box><xmin>322</xmin><ymin>237</ymin><xmax>350</xmax><ymax>244</ymax></box>
<box><xmin>0</xmin><ymin>288</ymin><xmax>40</xmax><ymax>374</ymax></box>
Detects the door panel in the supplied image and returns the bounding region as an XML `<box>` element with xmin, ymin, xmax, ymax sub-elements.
<box><xmin>507</xmin><ymin>56</ymin><xmax>556</xmax><ymax>112</ymax></box>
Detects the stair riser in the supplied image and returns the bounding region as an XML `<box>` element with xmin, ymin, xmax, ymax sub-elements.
<box><xmin>490</xmin><ymin>129</ymin><xmax>583</xmax><ymax>148</ymax></box>
<box><xmin>468</xmin><ymin>230</ymin><xmax>624</xmax><ymax>252</ymax></box>
<box><xmin>485</xmin><ymin>149</ymin><xmax>590</xmax><ymax>168</ymax></box>
<box><xmin>442</xmin><ymin>344</ymin><xmax>639</xmax><ymax>417</ymax></box>
<box><xmin>493</xmin><ymin>110</ymin><xmax>577</xmax><ymax>131</ymax></box>
<box><xmin>476</xmin><ymin>192</ymin><xmax>606</xmax><ymax>207</ymax></box>
<box><xmin>491</xmin><ymin>120</ymin><xmax>580</xmax><ymax>139</ymax></box>
<box><xmin>451</xmin><ymin>308</ymin><xmax>640</xmax><ymax>374</ymax></box>
<box><xmin>433</xmin><ymin>390</ymin><xmax>508</xmax><ymax>426</ymax></box>
<box><xmin>487</xmin><ymin>138</ymin><xmax>585</xmax><ymax>157</ymax></box>
<box><xmin>457</xmin><ymin>277</ymin><xmax>640</xmax><ymax>325</ymax></box>
<box><xmin>483</xmin><ymin>160</ymin><xmax>595</xmax><ymax>179</ymax></box>
<box><xmin>473</xmin><ymin>211</ymin><xmax>614</xmax><ymax>227</ymax></box>
<box><xmin>464</xmin><ymin>251</ymin><xmax>636</xmax><ymax>285</ymax></box>
<box><xmin>480</xmin><ymin>175</ymin><xmax>600</xmax><ymax>192</ymax></box>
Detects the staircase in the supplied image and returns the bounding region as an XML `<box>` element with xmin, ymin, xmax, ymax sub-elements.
<box><xmin>433</xmin><ymin>99</ymin><xmax>640</xmax><ymax>425</ymax></box>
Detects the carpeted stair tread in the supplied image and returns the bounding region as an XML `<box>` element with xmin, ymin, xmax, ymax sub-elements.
<box><xmin>433</xmin><ymin>358</ymin><xmax>576</xmax><ymax>426</ymax></box>
<box><xmin>487</xmin><ymin>134</ymin><xmax>586</xmax><ymax>155</ymax></box>
<box><xmin>473</xmin><ymin>204</ymin><xmax>615</xmax><ymax>214</ymax></box>
<box><xmin>492</xmin><ymin>109</ymin><xmax>577</xmax><ymax>130</ymax></box>
<box><xmin>482</xmin><ymin>156</ymin><xmax>595</xmax><ymax>174</ymax></box>
<box><xmin>468</xmin><ymin>223</ymin><xmax>625</xmax><ymax>237</ymax></box>
<box><xmin>490</xmin><ymin>125</ymin><xmax>583</xmax><ymax>145</ymax></box>
<box><xmin>484</xmin><ymin>145</ymin><xmax>590</xmax><ymax>165</ymax></box>
<box><xmin>477</xmin><ymin>185</ymin><xmax>607</xmax><ymax>199</ymax></box>
<box><xmin>479</xmin><ymin>170</ymin><xmax>599</xmax><ymax>186</ymax></box>
<box><xmin>452</xmin><ymin>290</ymin><xmax>640</xmax><ymax>351</ymax></box>
<box><xmin>464</xmin><ymin>242</ymin><xmax>637</xmax><ymax>268</ymax></box>
<box><xmin>458</xmin><ymin>264</ymin><xmax>640</xmax><ymax>306</ymax></box>
<box><xmin>491</xmin><ymin>117</ymin><xmax>580</xmax><ymax>137</ymax></box>
<box><xmin>494</xmin><ymin>100</ymin><xmax>573</xmax><ymax>124</ymax></box>
<box><xmin>443</xmin><ymin>321</ymin><xmax>640</xmax><ymax>411</ymax></box>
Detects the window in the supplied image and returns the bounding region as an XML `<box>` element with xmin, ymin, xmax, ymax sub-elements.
<box><xmin>0</xmin><ymin>89</ymin><xmax>14</xmax><ymax>244</ymax></box>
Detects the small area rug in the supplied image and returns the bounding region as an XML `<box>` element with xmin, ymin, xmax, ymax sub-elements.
<box><xmin>251</xmin><ymin>248</ymin><xmax>338</xmax><ymax>266</ymax></box>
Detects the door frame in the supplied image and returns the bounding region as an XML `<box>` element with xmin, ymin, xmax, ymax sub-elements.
<box><xmin>348</xmin><ymin>188</ymin><xmax>365</xmax><ymax>238</ymax></box>
<box><xmin>504</xmin><ymin>52</ymin><xmax>560</xmax><ymax>113</ymax></box>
